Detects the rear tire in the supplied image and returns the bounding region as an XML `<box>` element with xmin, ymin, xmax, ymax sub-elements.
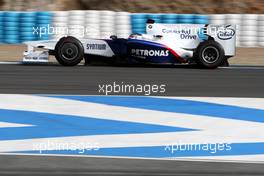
<box><xmin>55</xmin><ymin>36</ymin><xmax>84</xmax><ymax>66</ymax></box>
<box><xmin>195</xmin><ymin>40</ymin><xmax>225</xmax><ymax>69</ymax></box>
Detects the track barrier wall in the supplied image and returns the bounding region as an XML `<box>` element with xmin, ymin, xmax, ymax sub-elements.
<box><xmin>0</xmin><ymin>10</ymin><xmax>263</xmax><ymax>47</ymax></box>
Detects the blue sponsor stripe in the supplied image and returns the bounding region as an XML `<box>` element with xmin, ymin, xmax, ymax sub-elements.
<box><xmin>0</xmin><ymin>108</ymin><xmax>193</xmax><ymax>140</ymax></box>
<box><xmin>46</xmin><ymin>96</ymin><xmax>264</xmax><ymax>123</ymax></box>
<box><xmin>14</xmin><ymin>142</ymin><xmax>264</xmax><ymax>157</ymax></box>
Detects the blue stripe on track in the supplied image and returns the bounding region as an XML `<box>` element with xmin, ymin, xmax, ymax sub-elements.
<box><xmin>46</xmin><ymin>96</ymin><xmax>264</xmax><ymax>123</ymax></box>
<box><xmin>14</xmin><ymin>142</ymin><xmax>264</xmax><ymax>157</ymax></box>
<box><xmin>0</xmin><ymin>109</ymin><xmax>192</xmax><ymax>140</ymax></box>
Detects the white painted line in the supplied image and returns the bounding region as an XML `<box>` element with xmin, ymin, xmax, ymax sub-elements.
<box><xmin>0</xmin><ymin>61</ymin><xmax>263</xmax><ymax>70</ymax></box>
<box><xmin>0</xmin><ymin>152</ymin><xmax>263</xmax><ymax>164</ymax></box>
<box><xmin>157</xmin><ymin>96</ymin><xmax>264</xmax><ymax>110</ymax></box>
<box><xmin>0</xmin><ymin>61</ymin><xmax>22</xmax><ymax>65</ymax></box>
<box><xmin>173</xmin><ymin>154</ymin><xmax>264</xmax><ymax>163</ymax></box>
<box><xmin>221</xmin><ymin>66</ymin><xmax>264</xmax><ymax>70</ymax></box>
<box><xmin>0</xmin><ymin>122</ymin><xmax>33</xmax><ymax>128</ymax></box>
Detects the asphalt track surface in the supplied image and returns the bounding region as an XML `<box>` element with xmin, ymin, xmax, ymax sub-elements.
<box><xmin>0</xmin><ymin>63</ymin><xmax>264</xmax><ymax>175</ymax></box>
<box><xmin>0</xmin><ymin>154</ymin><xmax>263</xmax><ymax>176</ymax></box>
<box><xmin>0</xmin><ymin>63</ymin><xmax>263</xmax><ymax>97</ymax></box>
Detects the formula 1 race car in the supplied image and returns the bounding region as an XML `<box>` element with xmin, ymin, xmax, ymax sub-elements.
<box><xmin>23</xmin><ymin>19</ymin><xmax>236</xmax><ymax>68</ymax></box>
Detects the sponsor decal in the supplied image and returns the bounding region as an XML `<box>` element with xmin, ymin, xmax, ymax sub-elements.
<box><xmin>131</xmin><ymin>49</ymin><xmax>169</xmax><ymax>57</ymax></box>
<box><xmin>162</xmin><ymin>28</ymin><xmax>197</xmax><ymax>40</ymax></box>
<box><xmin>87</xmin><ymin>44</ymin><xmax>106</xmax><ymax>50</ymax></box>
<box><xmin>162</xmin><ymin>28</ymin><xmax>191</xmax><ymax>34</ymax></box>
<box><xmin>180</xmin><ymin>34</ymin><xmax>197</xmax><ymax>40</ymax></box>
<box><xmin>217</xmin><ymin>28</ymin><xmax>235</xmax><ymax>40</ymax></box>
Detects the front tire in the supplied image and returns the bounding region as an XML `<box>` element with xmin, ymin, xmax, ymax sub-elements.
<box><xmin>55</xmin><ymin>36</ymin><xmax>84</xmax><ymax>66</ymax></box>
<box><xmin>195</xmin><ymin>40</ymin><xmax>225</xmax><ymax>69</ymax></box>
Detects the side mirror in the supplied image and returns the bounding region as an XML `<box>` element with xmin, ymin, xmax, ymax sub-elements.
<box><xmin>110</xmin><ymin>35</ymin><xmax>118</xmax><ymax>40</ymax></box>
<box><xmin>146</xmin><ymin>19</ymin><xmax>155</xmax><ymax>24</ymax></box>
<box><xmin>155</xmin><ymin>35</ymin><xmax>163</xmax><ymax>38</ymax></box>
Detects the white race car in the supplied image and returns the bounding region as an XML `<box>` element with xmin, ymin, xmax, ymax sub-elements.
<box><xmin>23</xmin><ymin>19</ymin><xmax>236</xmax><ymax>68</ymax></box>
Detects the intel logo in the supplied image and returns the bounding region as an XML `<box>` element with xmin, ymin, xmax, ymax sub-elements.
<box><xmin>217</xmin><ymin>28</ymin><xmax>235</xmax><ymax>40</ymax></box>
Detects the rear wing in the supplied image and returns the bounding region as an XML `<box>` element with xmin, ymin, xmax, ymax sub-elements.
<box><xmin>146</xmin><ymin>19</ymin><xmax>236</xmax><ymax>56</ymax></box>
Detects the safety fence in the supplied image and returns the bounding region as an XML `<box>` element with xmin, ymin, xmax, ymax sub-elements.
<box><xmin>0</xmin><ymin>10</ymin><xmax>263</xmax><ymax>47</ymax></box>
<box><xmin>0</xmin><ymin>11</ymin><xmax>52</xmax><ymax>44</ymax></box>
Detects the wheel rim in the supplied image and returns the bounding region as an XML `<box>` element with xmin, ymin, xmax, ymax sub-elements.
<box><xmin>61</xmin><ymin>43</ymin><xmax>78</xmax><ymax>61</ymax></box>
<box><xmin>201</xmin><ymin>46</ymin><xmax>219</xmax><ymax>64</ymax></box>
